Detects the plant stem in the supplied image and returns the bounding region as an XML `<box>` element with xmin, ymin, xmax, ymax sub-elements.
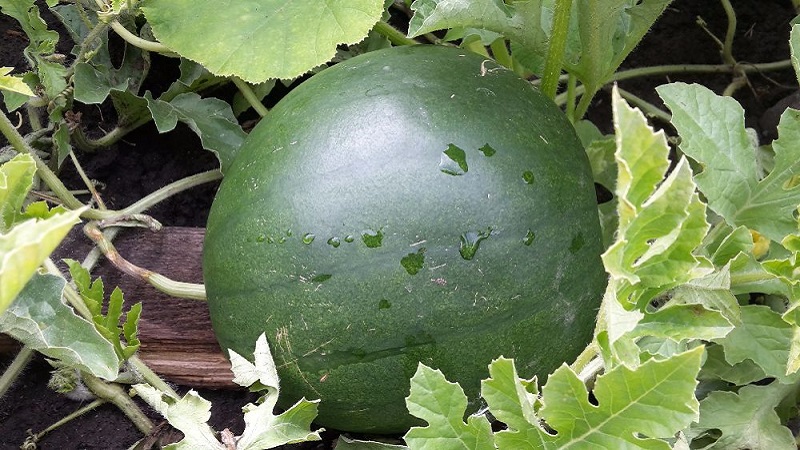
<box><xmin>0</xmin><ymin>111</ymin><xmax>87</xmax><ymax>211</ymax></box>
<box><xmin>540</xmin><ymin>0</ymin><xmax>572</xmax><ymax>100</ymax></box>
<box><xmin>24</xmin><ymin>399</ymin><xmax>106</xmax><ymax>446</ymax></box>
<box><xmin>83</xmin><ymin>373</ymin><xmax>153</xmax><ymax>434</ymax></box>
<box><xmin>69</xmin><ymin>151</ymin><xmax>107</xmax><ymax>209</ymax></box>
<box><xmin>719</xmin><ymin>0</ymin><xmax>737</xmax><ymax>66</ymax></box>
<box><xmin>373</xmin><ymin>21</ymin><xmax>419</xmax><ymax>46</ymax></box>
<box><xmin>0</xmin><ymin>346</ymin><xmax>35</xmax><ymax>398</ymax></box>
<box><xmin>108</xmin><ymin>20</ymin><xmax>176</xmax><ymax>55</ymax></box>
<box><xmin>231</xmin><ymin>77</ymin><xmax>269</xmax><ymax>117</ymax></box>
<box><xmin>489</xmin><ymin>39</ymin><xmax>513</xmax><ymax>69</ymax></box>
<box><xmin>119</xmin><ymin>169</ymin><xmax>222</xmax><ymax>217</ymax></box>
<box><xmin>83</xmin><ymin>222</ymin><xmax>207</xmax><ymax>301</ymax></box>
<box><xmin>614</xmin><ymin>87</ymin><xmax>672</xmax><ymax>123</ymax></box>
<box><xmin>612</xmin><ymin>59</ymin><xmax>793</xmax><ymax>81</ymax></box>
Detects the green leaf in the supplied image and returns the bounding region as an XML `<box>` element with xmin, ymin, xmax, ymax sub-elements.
<box><xmin>703</xmin><ymin>225</ymin><xmax>754</xmax><ymax>267</ymax></box>
<box><xmin>0</xmin><ymin>67</ymin><xmax>34</xmax><ymax>96</ymax></box>
<box><xmin>408</xmin><ymin>0</ymin><xmax>549</xmax><ymax>73</ymax></box>
<box><xmin>690</xmin><ymin>381</ymin><xmax>799</xmax><ymax>450</ymax></box>
<box><xmin>658</xmin><ymin>83</ymin><xmax>800</xmax><ymax>243</ymax></box>
<box><xmin>230</xmin><ymin>334</ymin><xmax>322</xmax><ymax>448</ymax></box>
<box><xmin>0</xmin><ymin>153</ymin><xmax>36</xmax><ymax>231</ymax></box>
<box><xmin>481</xmin><ymin>357</ymin><xmax>546</xmax><ymax>449</ymax></box>
<box><xmin>141</xmin><ymin>0</ymin><xmax>384</xmax><ymax>81</ymax></box>
<box><xmin>65</xmin><ymin>259</ymin><xmax>141</xmax><ymax>361</ymax></box>
<box><xmin>668</xmin><ymin>269</ymin><xmax>741</xmax><ymax>327</ymax></box>
<box><xmin>144</xmin><ymin>91</ymin><xmax>245</xmax><ymax>172</ymax></box>
<box><xmin>0</xmin><ymin>208</ymin><xmax>85</xmax><ymax>315</ymax></box>
<box><xmin>236</xmin><ymin>396</ymin><xmax>322</xmax><ymax>449</ymax></box>
<box><xmin>538</xmin><ymin>347</ymin><xmax>703</xmax><ymax>449</ymax></box>
<box><xmin>405</xmin><ymin>364</ymin><xmax>495</xmax><ymax>450</ymax></box>
<box><xmin>64</xmin><ymin>258</ymin><xmax>104</xmax><ymax>316</ymax></box>
<box><xmin>138</xmin><ymin>333</ymin><xmax>321</xmax><ymax>449</ymax></box>
<box><xmin>602</xmin><ymin>87</ymin><xmax>710</xmax><ymax>306</ymax></box>
<box><xmin>0</xmin><ymin>273</ymin><xmax>120</xmax><ymax>380</ymax></box>
<box><xmin>699</xmin><ymin>344</ymin><xmax>767</xmax><ymax>385</ymax></box>
<box><xmin>716</xmin><ymin>305</ymin><xmax>794</xmax><ymax>381</ymax></box>
<box><xmin>0</xmin><ymin>0</ymin><xmax>59</xmax><ymax>50</ymax></box>
<box><xmin>566</xmin><ymin>1</ymin><xmax>671</xmax><ymax>93</ymax></box>
<box><xmin>409</xmin><ymin>0</ymin><xmax>516</xmax><ymax>38</ymax></box>
<box><xmin>134</xmin><ymin>385</ymin><xmax>225</xmax><ymax>450</ymax></box>
<box><xmin>229</xmin><ymin>333</ymin><xmax>278</xmax><ymax>391</ymax></box>
<box><xmin>631</xmin><ymin>303</ymin><xmax>733</xmax><ymax>342</ymax></box>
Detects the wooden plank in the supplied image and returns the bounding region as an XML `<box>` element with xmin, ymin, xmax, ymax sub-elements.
<box><xmin>2</xmin><ymin>227</ymin><xmax>236</xmax><ymax>389</ymax></box>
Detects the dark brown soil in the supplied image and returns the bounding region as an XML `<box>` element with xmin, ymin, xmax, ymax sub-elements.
<box><xmin>1</xmin><ymin>1</ymin><xmax>798</xmax><ymax>448</ymax></box>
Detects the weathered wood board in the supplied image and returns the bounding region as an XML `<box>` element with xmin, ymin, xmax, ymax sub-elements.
<box><xmin>2</xmin><ymin>227</ymin><xmax>236</xmax><ymax>388</ymax></box>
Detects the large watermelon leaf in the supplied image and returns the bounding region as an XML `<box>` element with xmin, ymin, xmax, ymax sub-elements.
<box><xmin>658</xmin><ymin>83</ymin><xmax>800</xmax><ymax>243</ymax></box>
<box><xmin>141</xmin><ymin>0</ymin><xmax>385</xmax><ymax>82</ymax></box>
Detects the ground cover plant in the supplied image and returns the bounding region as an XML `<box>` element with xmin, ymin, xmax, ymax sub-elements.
<box><xmin>2</xmin><ymin>0</ymin><xmax>800</xmax><ymax>448</ymax></box>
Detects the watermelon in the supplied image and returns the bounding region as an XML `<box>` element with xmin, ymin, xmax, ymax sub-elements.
<box><xmin>203</xmin><ymin>45</ymin><xmax>606</xmax><ymax>434</ymax></box>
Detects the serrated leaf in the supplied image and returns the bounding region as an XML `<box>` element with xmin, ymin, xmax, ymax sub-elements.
<box><xmin>405</xmin><ymin>364</ymin><xmax>495</xmax><ymax>450</ymax></box>
<box><xmin>538</xmin><ymin>347</ymin><xmax>702</xmax><ymax>449</ymax></box>
<box><xmin>0</xmin><ymin>273</ymin><xmax>120</xmax><ymax>380</ymax></box>
<box><xmin>567</xmin><ymin>1</ymin><xmax>671</xmax><ymax>92</ymax></box>
<box><xmin>0</xmin><ymin>207</ymin><xmax>85</xmax><ymax>315</ymax></box>
<box><xmin>699</xmin><ymin>344</ymin><xmax>767</xmax><ymax>385</ymax></box>
<box><xmin>64</xmin><ymin>258</ymin><xmax>104</xmax><ymax>315</ymax></box>
<box><xmin>0</xmin><ymin>153</ymin><xmax>36</xmax><ymax>231</ymax></box>
<box><xmin>409</xmin><ymin>0</ymin><xmax>516</xmax><ymax>38</ymax></box>
<box><xmin>229</xmin><ymin>333</ymin><xmax>279</xmax><ymax>390</ymax></box>
<box><xmin>729</xmin><ymin>251</ymin><xmax>788</xmax><ymax>296</ymax></box>
<box><xmin>632</xmin><ymin>303</ymin><xmax>733</xmax><ymax>342</ymax></box>
<box><xmin>141</xmin><ymin>0</ymin><xmax>384</xmax><ymax>82</ymax></box>
<box><xmin>690</xmin><ymin>381</ymin><xmax>799</xmax><ymax>450</ymax></box>
<box><xmin>602</xmin><ymin>88</ymin><xmax>710</xmax><ymax>306</ymax></box>
<box><xmin>134</xmin><ymin>385</ymin><xmax>225</xmax><ymax>450</ymax></box>
<box><xmin>669</xmin><ymin>268</ymin><xmax>741</xmax><ymax>327</ymax></box>
<box><xmin>122</xmin><ymin>302</ymin><xmax>142</xmax><ymax>356</ymax></box>
<box><xmin>236</xmin><ymin>397</ymin><xmax>322</xmax><ymax>449</ymax></box>
<box><xmin>659</xmin><ymin>83</ymin><xmax>800</xmax><ymax>243</ymax></box>
<box><xmin>703</xmin><ymin>225</ymin><xmax>754</xmax><ymax>266</ymax></box>
<box><xmin>716</xmin><ymin>305</ymin><xmax>793</xmax><ymax>381</ymax></box>
<box><xmin>481</xmin><ymin>357</ymin><xmax>545</xmax><ymax>449</ymax></box>
<box><xmin>144</xmin><ymin>91</ymin><xmax>244</xmax><ymax>172</ymax></box>
<box><xmin>0</xmin><ymin>67</ymin><xmax>33</xmax><ymax>96</ymax></box>
<box><xmin>409</xmin><ymin>0</ymin><xmax>549</xmax><ymax>73</ymax></box>
<box><xmin>0</xmin><ymin>0</ymin><xmax>59</xmax><ymax>50</ymax></box>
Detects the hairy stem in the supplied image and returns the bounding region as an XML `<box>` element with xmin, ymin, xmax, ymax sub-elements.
<box><xmin>83</xmin><ymin>373</ymin><xmax>153</xmax><ymax>434</ymax></box>
<box><xmin>540</xmin><ymin>0</ymin><xmax>572</xmax><ymax>100</ymax></box>
<box><xmin>0</xmin><ymin>346</ymin><xmax>35</xmax><ymax>399</ymax></box>
<box><xmin>25</xmin><ymin>399</ymin><xmax>106</xmax><ymax>446</ymax></box>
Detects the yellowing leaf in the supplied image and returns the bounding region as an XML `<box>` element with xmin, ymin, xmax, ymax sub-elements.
<box><xmin>0</xmin><ymin>67</ymin><xmax>34</xmax><ymax>96</ymax></box>
<box><xmin>602</xmin><ymin>87</ymin><xmax>710</xmax><ymax>307</ymax></box>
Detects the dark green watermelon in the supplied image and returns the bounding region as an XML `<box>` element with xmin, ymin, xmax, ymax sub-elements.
<box><xmin>203</xmin><ymin>45</ymin><xmax>606</xmax><ymax>434</ymax></box>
